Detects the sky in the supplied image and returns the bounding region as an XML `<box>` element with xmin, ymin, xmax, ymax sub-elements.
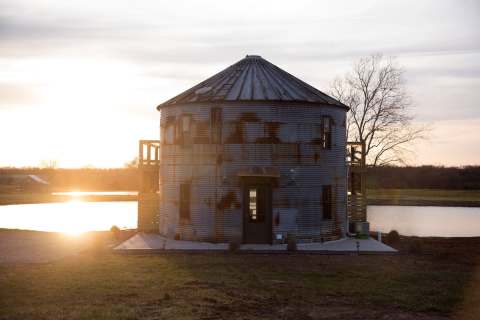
<box><xmin>0</xmin><ymin>0</ymin><xmax>479</xmax><ymax>168</ymax></box>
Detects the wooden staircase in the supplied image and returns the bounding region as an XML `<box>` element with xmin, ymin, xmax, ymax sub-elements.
<box><xmin>138</xmin><ymin>140</ymin><xmax>160</xmax><ymax>232</ymax></box>
<box><xmin>347</xmin><ymin>142</ymin><xmax>367</xmax><ymax>227</ymax></box>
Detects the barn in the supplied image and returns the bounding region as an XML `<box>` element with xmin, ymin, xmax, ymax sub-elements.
<box><xmin>138</xmin><ymin>55</ymin><xmax>367</xmax><ymax>244</ymax></box>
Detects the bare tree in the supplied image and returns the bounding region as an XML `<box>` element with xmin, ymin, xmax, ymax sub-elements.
<box><xmin>124</xmin><ymin>156</ymin><xmax>139</xmax><ymax>168</ymax></box>
<box><xmin>330</xmin><ymin>54</ymin><xmax>427</xmax><ymax>166</ymax></box>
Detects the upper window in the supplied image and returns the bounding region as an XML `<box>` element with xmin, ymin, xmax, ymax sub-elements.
<box><xmin>164</xmin><ymin>116</ymin><xmax>176</xmax><ymax>145</ymax></box>
<box><xmin>176</xmin><ymin>114</ymin><xmax>192</xmax><ymax>145</ymax></box>
<box><xmin>321</xmin><ymin>116</ymin><xmax>332</xmax><ymax>149</ymax></box>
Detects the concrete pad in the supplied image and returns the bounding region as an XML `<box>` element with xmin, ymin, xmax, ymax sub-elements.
<box><xmin>164</xmin><ymin>239</ymin><xmax>228</xmax><ymax>251</ymax></box>
<box><xmin>114</xmin><ymin>233</ymin><xmax>396</xmax><ymax>253</ymax></box>
<box><xmin>298</xmin><ymin>238</ymin><xmax>397</xmax><ymax>253</ymax></box>
<box><xmin>114</xmin><ymin>233</ymin><xmax>228</xmax><ymax>251</ymax></box>
<box><xmin>240</xmin><ymin>243</ymin><xmax>287</xmax><ymax>251</ymax></box>
<box><xmin>114</xmin><ymin>233</ymin><xmax>166</xmax><ymax>250</ymax></box>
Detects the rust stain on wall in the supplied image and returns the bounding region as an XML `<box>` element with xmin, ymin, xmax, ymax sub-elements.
<box><xmin>216</xmin><ymin>191</ymin><xmax>241</xmax><ymax>211</ymax></box>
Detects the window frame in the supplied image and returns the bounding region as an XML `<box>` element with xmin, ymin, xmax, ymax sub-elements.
<box><xmin>321</xmin><ymin>116</ymin><xmax>333</xmax><ymax>150</ymax></box>
<box><xmin>176</xmin><ymin>114</ymin><xmax>193</xmax><ymax>145</ymax></box>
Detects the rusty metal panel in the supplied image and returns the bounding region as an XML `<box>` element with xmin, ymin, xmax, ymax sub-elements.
<box><xmin>157</xmin><ymin>99</ymin><xmax>348</xmax><ymax>243</ymax></box>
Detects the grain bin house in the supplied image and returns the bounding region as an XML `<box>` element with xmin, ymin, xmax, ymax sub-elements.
<box><xmin>138</xmin><ymin>55</ymin><xmax>367</xmax><ymax>244</ymax></box>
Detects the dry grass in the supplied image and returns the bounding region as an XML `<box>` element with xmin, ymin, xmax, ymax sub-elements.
<box><xmin>1</xmin><ymin>234</ymin><xmax>479</xmax><ymax>320</ymax></box>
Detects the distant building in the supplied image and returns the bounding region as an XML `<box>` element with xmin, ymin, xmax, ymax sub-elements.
<box><xmin>138</xmin><ymin>55</ymin><xmax>366</xmax><ymax>244</ymax></box>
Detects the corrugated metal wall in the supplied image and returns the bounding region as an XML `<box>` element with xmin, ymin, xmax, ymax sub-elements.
<box><xmin>158</xmin><ymin>104</ymin><xmax>347</xmax><ymax>243</ymax></box>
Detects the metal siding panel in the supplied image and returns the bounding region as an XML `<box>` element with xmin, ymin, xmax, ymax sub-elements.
<box><xmin>158</xmin><ymin>104</ymin><xmax>347</xmax><ymax>242</ymax></box>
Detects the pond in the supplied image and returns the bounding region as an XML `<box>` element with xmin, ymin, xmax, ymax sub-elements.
<box><xmin>368</xmin><ymin>205</ymin><xmax>480</xmax><ymax>237</ymax></box>
<box><xmin>0</xmin><ymin>201</ymin><xmax>137</xmax><ymax>235</ymax></box>
<box><xmin>0</xmin><ymin>200</ymin><xmax>479</xmax><ymax>237</ymax></box>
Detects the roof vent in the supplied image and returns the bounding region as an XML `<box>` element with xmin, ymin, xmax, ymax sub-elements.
<box><xmin>245</xmin><ymin>55</ymin><xmax>262</xmax><ymax>59</ymax></box>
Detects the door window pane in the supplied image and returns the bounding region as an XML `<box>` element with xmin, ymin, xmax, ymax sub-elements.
<box><xmin>248</xmin><ymin>187</ymin><xmax>266</xmax><ymax>222</ymax></box>
<box><xmin>249</xmin><ymin>188</ymin><xmax>257</xmax><ymax>221</ymax></box>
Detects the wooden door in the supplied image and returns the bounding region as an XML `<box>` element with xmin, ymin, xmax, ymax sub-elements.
<box><xmin>243</xmin><ymin>184</ymin><xmax>272</xmax><ymax>244</ymax></box>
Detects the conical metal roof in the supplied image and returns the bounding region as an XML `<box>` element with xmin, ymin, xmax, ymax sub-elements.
<box><xmin>157</xmin><ymin>55</ymin><xmax>347</xmax><ymax>109</ymax></box>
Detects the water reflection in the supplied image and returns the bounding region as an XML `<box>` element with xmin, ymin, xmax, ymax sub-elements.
<box><xmin>368</xmin><ymin>205</ymin><xmax>480</xmax><ymax>237</ymax></box>
<box><xmin>1</xmin><ymin>201</ymin><xmax>479</xmax><ymax>237</ymax></box>
<box><xmin>52</xmin><ymin>191</ymin><xmax>137</xmax><ymax>196</ymax></box>
<box><xmin>0</xmin><ymin>200</ymin><xmax>137</xmax><ymax>234</ymax></box>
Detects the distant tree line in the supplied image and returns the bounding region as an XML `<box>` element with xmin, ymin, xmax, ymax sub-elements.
<box><xmin>1</xmin><ymin>166</ymin><xmax>479</xmax><ymax>191</ymax></box>
<box><xmin>367</xmin><ymin>166</ymin><xmax>480</xmax><ymax>190</ymax></box>
<box><xmin>0</xmin><ymin>168</ymin><xmax>139</xmax><ymax>191</ymax></box>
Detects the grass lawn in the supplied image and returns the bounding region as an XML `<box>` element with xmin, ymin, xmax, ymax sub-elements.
<box><xmin>1</xmin><ymin>240</ymin><xmax>479</xmax><ymax>320</ymax></box>
<box><xmin>368</xmin><ymin>189</ymin><xmax>480</xmax><ymax>206</ymax></box>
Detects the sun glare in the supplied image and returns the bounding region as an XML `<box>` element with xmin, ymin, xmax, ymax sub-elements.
<box><xmin>68</xmin><ymin>192</ymin><xmax>83</xmax><ymax>198</ymax></box>
<box><xmin>62</xmin><ymin>226</ymin><xmax>85</xmax><ymax>236</ymax></box>
<box><xmin>58</xmin><ymin>200</ymin><xmax>89</xmax><ymax>235</ymax></box>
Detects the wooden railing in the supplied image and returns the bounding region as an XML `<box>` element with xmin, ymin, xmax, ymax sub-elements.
<box><xmin>139</xmin><ymin>140</ymin><xmax>160</xmax><ymax>167</ymax></box>
<box><xmin>138</xmin><ymin>140</ymin><xmax>161</xmax><ymax>232</ymax></box>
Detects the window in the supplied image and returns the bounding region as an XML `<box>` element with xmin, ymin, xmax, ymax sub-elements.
<box><xmin>179</xmin><ymin>183</ymin><xmax>191</xmax><ymax>220</ymax></box>
<box><xmin>210</xmin><ymin>107</ymin><xmax>222</xmax><ymax>143</ymax></box>
<box><xmin>176</xmin><ymin>115</ymin><xmax>192</xmax><ymax>145</ymax></box>
<box><xmin>248</xmin><ymin>187</ymin><xmax>265</xmax><ymax>222</ymax></box>
<box><xmin>322</xmin><ymin>185</ymin><xmax>333</xmax><ymax>219</ymax></box>
<box><xmin>321</xmin><ymin>116</ymin><xmax>332</xmax><ymax>149</ymax></box>
<box><xmin>249</xmin><ymin>188</ymin><xmax>257</xmax><ymax>221</ymax></box>
<box><xmin>313</xmin><ymin>123</ymin><xmax>322</xmax><ymax>141</ymax></box>
<box><xmin>164</xmin><ymin>116</ymin><xmax>176</xmax><ymax>145</ymax></box>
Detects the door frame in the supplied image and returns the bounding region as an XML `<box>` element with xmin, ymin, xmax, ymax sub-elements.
<box><xmin>241</xmin><ymin>177</ymin><xmax>274</xmax><ymax>244</ymax></box>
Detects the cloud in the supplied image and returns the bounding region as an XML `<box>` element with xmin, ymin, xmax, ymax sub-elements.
<box><xmin>0</xmin><ymin>0</ymin><xmax>479</xmax><ymax>166</ymax></box>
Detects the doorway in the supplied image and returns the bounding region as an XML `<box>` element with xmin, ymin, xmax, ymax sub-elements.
<box><xmin>243</xmin><ymin>184</ymin><xmax>272</xmax><ymax>244</ymax></box>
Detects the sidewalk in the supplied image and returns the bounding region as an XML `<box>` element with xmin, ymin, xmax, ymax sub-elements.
<box><xmin>114</xmin><ymin>233</ymin><xmax>397</xmax><ymax>253</ymax></box>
